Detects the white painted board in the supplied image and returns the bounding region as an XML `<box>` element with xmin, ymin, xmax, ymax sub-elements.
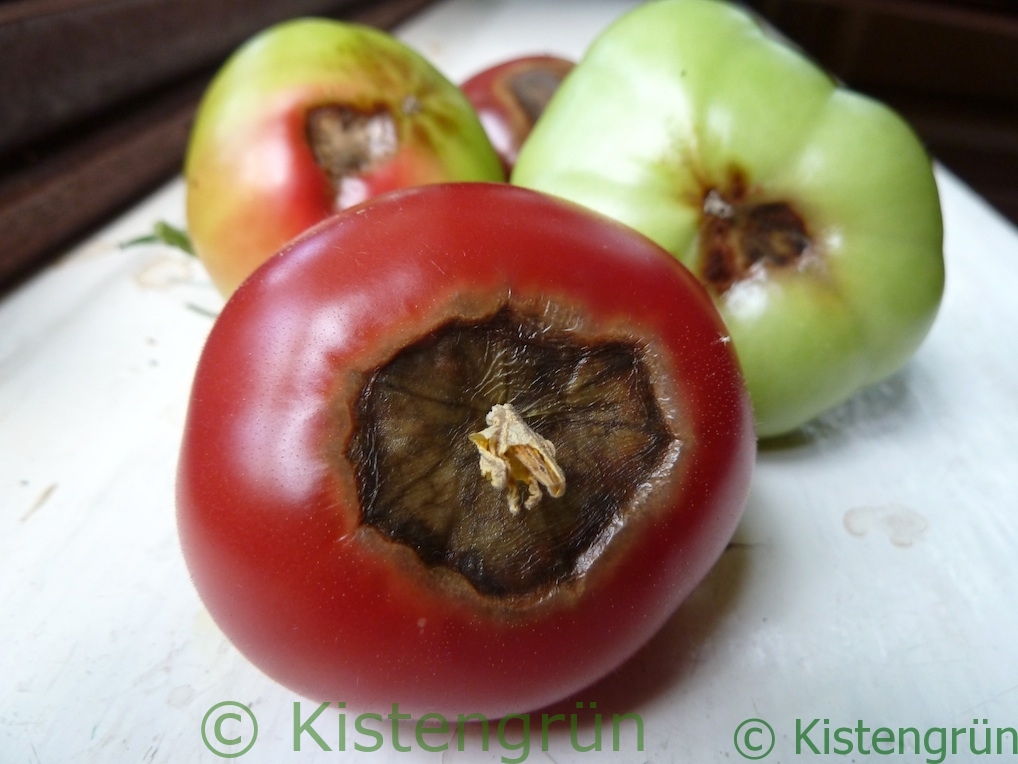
<box><xmin>2</xmin><ymin>1</ymin><xmax>1017</xmax><ymax>762</ymax></box>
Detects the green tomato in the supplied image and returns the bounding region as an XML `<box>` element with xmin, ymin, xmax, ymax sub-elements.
<box><xmin>513</xmin><ymin>0</ymin><xmax>944</xmax><ymax>438</ymax></box>
<box><xmin>185</xmin><ymin>18</ymin><xmax>503</xmax><ymax>296</ymax></box>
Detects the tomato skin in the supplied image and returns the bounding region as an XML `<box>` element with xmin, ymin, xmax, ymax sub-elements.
<box><xmin>177</xmin><ymin>183</ymin><xmax>754</xmax><ymax>717</ymax></box>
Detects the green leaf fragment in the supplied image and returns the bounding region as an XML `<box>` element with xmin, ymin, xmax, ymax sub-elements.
<box><xmin>121</xmin><ymin>221</ymin><xmax>194</xmax><ymax>255</ymax></box>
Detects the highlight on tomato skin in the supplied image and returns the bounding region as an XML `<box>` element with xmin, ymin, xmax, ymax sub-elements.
<box><xmin>176</xmin><ymin>182</ymin><xmax>755</xmax><ymax>718</ymax></box>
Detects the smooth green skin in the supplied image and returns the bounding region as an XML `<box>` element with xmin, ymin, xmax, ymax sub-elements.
<box><xmin>513</xmin><ymin>0</ymin><xmax>945</xmax><ymax>438</ymax></box>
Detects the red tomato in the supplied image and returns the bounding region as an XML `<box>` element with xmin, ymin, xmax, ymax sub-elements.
<box><xmin>461</xmin><ymin>55</ymin><xmax>574</xmax><ymax>175</ymax></box>
<box><xmin>177</xmin><ymin>183</ymin><xmax>754</xmax><ymax>717</ymax></box>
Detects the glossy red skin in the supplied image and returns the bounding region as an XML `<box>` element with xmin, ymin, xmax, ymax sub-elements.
<box><xmin>461</xmin><ymin>55</ymin><xmax>574</xmax><ymax>174</ymax></box>
<box><xmin>177</xmin><ymin>183</ymin><xmax>755</xmax><ymax>717</ymax></box>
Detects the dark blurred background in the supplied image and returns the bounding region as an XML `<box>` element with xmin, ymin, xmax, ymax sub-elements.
<box><xmin>0</xmin><ymin>0</ymin><xmax>433</xmax><ymax>290</ymax></box>
<box><xmin>2</xmin><ymin>0</ymin><xmax>1016</xmax><ymax>289</ymax></box>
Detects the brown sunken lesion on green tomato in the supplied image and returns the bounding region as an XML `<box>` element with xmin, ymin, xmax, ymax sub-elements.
<box><xmin>347</xmin><ymin>307</ymin><xmax>677</xmax><ymax>599</ymax></box>
<box><xmin>305</xmin><ymin>104</ymin><xmax>398</xmax><ymax>188</ymax></box>
<box><xmin>698</xmin><ymin>169</ymin><xmax>813</xmax><ymax>295</ymax></box>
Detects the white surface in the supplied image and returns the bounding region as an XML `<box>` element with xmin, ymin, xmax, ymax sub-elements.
<box><xmin>3</xmin><ymin>1</ymin><xmax>1018</xmax><ymax>762</ymax></box>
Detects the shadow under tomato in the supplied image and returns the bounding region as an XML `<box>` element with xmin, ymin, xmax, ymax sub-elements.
<box><xmin>758</xmin><ymin>366</ymin><xmax>923</xmax><ymax>457</ymax></box>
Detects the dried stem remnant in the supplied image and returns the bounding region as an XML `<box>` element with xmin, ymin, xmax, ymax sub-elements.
<box><xmin>470</xmin><ymin>403</ymin><xmax>566</xmax><ymax>515</ymax></box>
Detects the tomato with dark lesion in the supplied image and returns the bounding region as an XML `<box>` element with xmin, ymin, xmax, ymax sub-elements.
<box><xmin>184</xmin><ymin>18</ymin><xmax>504</xmax><ymax>297</ymax></box>
<box><xmin>461</xmin><ymin>55</ymin><xmax>575</xmax><ymax>175</ymax></box>
<box><xmin>176</xmin><ymin>183</ymin><xmax>755</xmax><ymax>717</ymax></box>
<box><xmin>513</xmin><ymin>0</ymin><xmax>944</xmax><ymax>438</ymax></box>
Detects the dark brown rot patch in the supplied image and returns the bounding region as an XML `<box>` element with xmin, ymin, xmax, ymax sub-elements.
<box><xmin>306</xmin><ymin>104</ymin><xmax>398</xmax><ymax>186</ymax></box>
<box><xmin>698</xmin><ymin>170</ymin><xmax>812</xmax><ymax>294</ymax></box>
<box><xmin>348</xmin><ymin>308</ymin><xmax>676</xmax><ymax>598</ymax></box>
<box><xmin>508</xmin><ymin>60</ymin><xmax>573</xmax><ymax>125</ymax></box>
